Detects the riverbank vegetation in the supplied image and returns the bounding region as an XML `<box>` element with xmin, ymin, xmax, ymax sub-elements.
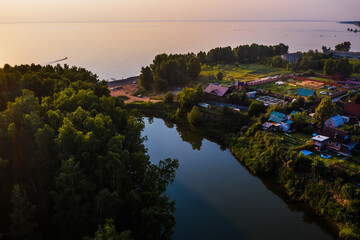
<box><xmin>127</xmin><ymin>83</ymin><xmax>360</xmax><ymax>239</ymax></box>
<box><xmin>0</xmin><ymin>64</ymin><xmax>179</xmax><ymax>239</ymax></box>
<box><xmin>233</xmin><ymin>130</ymin><xmax>360</xmax><ymax>239</ymax></box>
<box><xmin>129</xmin><ymin>41</ymin><xmax>360</xmax><ymax>239</ymax></box>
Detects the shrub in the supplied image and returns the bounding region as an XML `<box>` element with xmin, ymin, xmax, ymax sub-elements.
<box><xmin>216</xmin><ymin>71</ymin><xmax>224</xmax><ymax>80</ymax></box>
<box><xmin>187</xmin><ymin>106</ymin><xmax>202</xmax><ymax>128</ymax></box>
<box><xmin>248</xmin><ymin>101</ymin><xmax>266</xmax><ymax>117</ymax></box>
<box><xmin>164</xmin><ymin>91</ymin><xmax>174</xmax><ymax>103</ymax></box>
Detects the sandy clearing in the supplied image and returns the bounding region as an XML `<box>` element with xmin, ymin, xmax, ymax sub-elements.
<box><xmin>109</xmin><ymin>82</ymin><xmax>161</xmax><ymax>103</ymax></box>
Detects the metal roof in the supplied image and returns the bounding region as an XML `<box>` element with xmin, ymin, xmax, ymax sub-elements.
<box><xmin>205</xmin><ymin>84</ymin><xmax>230</xmax><ymax>97</ymax></box>
<box><xmin>269</xmin><ymin>111</ymin><xmax>286</xmax><ymax>123</ymax></box>
<box><xmin>282</xmin><ymin>120</ymin><xmax>293</xmax><ymax>125</ymax></box>
<box><xmin>297</xmin><ymin>88</ymin><xmax>316</xmax><ymax>97</ymax></box>
<box><xmin>329</xmin><ymin>115</ymin><xmax>344</xmax><ymax>128</ymax></box>
<box><xmin>311</xmin><ymin>135</ymin><xmax>330</xmax><ymax>142</ymax></box>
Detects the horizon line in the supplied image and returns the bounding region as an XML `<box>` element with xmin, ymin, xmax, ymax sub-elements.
<box><xmin>0</xmin><ymin>19</ymin><xmax>342</xmax><ymax>24</ymax></box>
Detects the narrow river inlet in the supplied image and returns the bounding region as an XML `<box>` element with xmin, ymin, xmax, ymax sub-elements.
<box><xmin>142</xmin><ymin>117</ymin><xmax>338</xmax><ymax>240</ymax></box>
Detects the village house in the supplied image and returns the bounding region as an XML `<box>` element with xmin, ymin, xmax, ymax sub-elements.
<box><xmin>262</xmin><ymin>121</ymin><xmax>281</xmax><ymax>132</ymax></box>
<box><xmin>281</xmin><ymin>52</ymin><xmax>303</xmax><ymax>64</ymax></box>
<box><xmin>323</xmin><ymin>115</ymin><xmax>344</xmax><ymax>128</ymax></box>
<box><xmin>234</xmin><ymin>80</ymin><xmax>247</xmax><ymax>91</ymax></box>
<box><xmin>297</xmin><ymin>88</ymin><xmax>316</xmax><ymax>99</ymax></box>
<box><xmin>311</xmin><ymin>135</ymin><xmax>330</xmax><ymax>152</ymax></box>
<box><xmin>319</xmin><ymin>126</ymin><xmax>357</xmax><ymax>156</ymax></box>
<box><xmin>205</xmin><ymin>84</ymin><xmax>231</xmax><ymax>101</ymax></box>
<box><xmin>263</xmin><ymin>111</ymin><xmax>292</xmax><ymax>132</ymax></box>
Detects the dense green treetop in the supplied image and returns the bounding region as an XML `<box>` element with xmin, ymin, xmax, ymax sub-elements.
<box><xmin>323</xmin><ymin>58</ymin><xmax>353</xmax><ymax>77</ymax></box>
<box><xmin>139</xmin><ymin>53</ymin><xmax>201</xmax><ymax>91</ymax></box>
<box><xmin>0</xmin><ymin>64</ymin><xmax>178</xmax><ymax>240</ymax></box>
<box><xmin>139</xmin><ymin>43</ymin><xmax>289</xmax><ymax>92</ymax></box>
<box><xmin>248</xmin><ymin>101</ymin><xmax>266</xmax><ymax>117</ymax></box>
<box><xmin>187</xmin><ymin>105</ymin><xmax>202</xmax><ymax>129</ymax></box>
<box><xmin>335</xmin><ymin>41</ymin><xmax>351</xmax><ymax>52</ymax></box>
<box><xmin>313</xmin><ymin>97</ymin><xmax>338</xmax><ymax>126</ymax></box>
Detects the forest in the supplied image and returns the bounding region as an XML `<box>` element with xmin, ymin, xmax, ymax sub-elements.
<box><xmin>0</xmin><ymin>64</ymin><xmax>178</xmax><ymax>240</ymax></box>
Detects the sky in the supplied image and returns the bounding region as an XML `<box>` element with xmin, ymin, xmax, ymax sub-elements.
<box><xmin>1</xmin><ymin>0</ymin><xmax>360</xmax><ymax>22</ymax></box>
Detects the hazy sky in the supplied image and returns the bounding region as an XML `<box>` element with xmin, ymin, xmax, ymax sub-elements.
<box><xmin>1</xmin><ymin>0</ymin><xmax>360</xmax><ymax>22</ymax></box>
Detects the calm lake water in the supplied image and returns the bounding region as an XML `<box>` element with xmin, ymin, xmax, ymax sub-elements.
<box><xmin>0</xmin><ymin>21</ymin><xmax>359</xmax><ymax>80</ymax></box>
<box><xmin>142</xmin><ymin>117</ymin><xmax>338</xmax><ymax>240</ymax></box>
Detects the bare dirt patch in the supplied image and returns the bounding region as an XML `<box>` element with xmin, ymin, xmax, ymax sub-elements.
<box><xmin>109</xmin><ymin>82</ymin><xmax>160</xmax><ymax>103</ymax></box>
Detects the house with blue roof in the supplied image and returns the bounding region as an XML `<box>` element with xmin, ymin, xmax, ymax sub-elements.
<box><xmin>264</xmin><ymin>111</ymin><xmax>293</xmax><ymax>132</ymax></box>
<box><xmin>297</xmin><ymin>88</ymin><xmax>316</xmax><ymax>98</ymax></box>
<box><xmin>269</xmin><ymin>111</ymin><xmax>287</xmax><ymax>123</ymax></box>
<box><xmin>324</xmin><ymin>115</ymin><xmax>344</xmax><ymax>128</ymax></box>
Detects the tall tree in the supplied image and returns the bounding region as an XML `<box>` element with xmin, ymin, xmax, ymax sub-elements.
<box><xmin>139</xmin><ymin>66</ymin><xmax>153</xmax><ymax>91</ymax></box>
<box><xmin>9</xmin><ymin>184</ymin><xmax>37</xmax><ymax>240</ymax></box>
<box><xmin>187</xmin><ymin>57</ymin><xmax>201</xmax><ymax>80</ymax></box>
<box><xmin>313</xmin><ymin>97</ymin><xmax>337</xmax><ymax>126</ymax></box>
<box><xmin>88</xmin><ymin>219</ymin><xmax>132</xmax><ymax>240</ymax></box>
<box><xmin>292</xmin><ymin>111</ymin><xmax>310</xmax><ymax>131</ymax></box>
<box><xmin>271</xmin><ymin>56</ymin><xmax>283</xmax><ymax>67</ymax></box>
<box><xmin>323</xmin><ymin>59</ymin><xmax>337</xmax><ymax>75</ymax></box>
<box><xmin>336</xmin><ymin>58</ymin><xmax>353</xmax><ymax>77</ymax></box>
<box><xmin>187</xmin><ymin>105</ymin><xmax>202</xmax><ymax>128</ymax></box>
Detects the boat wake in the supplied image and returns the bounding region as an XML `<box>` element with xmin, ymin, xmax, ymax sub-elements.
<box><xmin>46</xmin><ymin>57</ymin><xmax>68</xmax><ymax>64</ymax></box>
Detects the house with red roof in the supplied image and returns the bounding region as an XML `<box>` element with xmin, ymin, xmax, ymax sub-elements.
<box><xmin>319</xmin><ymin>126</ymin><xmax>357</xmax><ymax>156</ymax></box>
<box><xmin>205</xmin><ymin>84</ymin><xmax>231</xmax><ymax>100</ymax></box>
<box><xmin>344</xmin><ymin>102</ymin><xmax>360</xmax><ymax>121</ymax></box>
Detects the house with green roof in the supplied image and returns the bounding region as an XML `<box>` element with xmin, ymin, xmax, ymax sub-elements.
<box><xmin>297</xmin><ymin>88</ymin><xmax>316</xmax><ymax>98</ymax></box>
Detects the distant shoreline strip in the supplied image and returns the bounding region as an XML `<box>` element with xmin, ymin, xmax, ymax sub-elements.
<box><xmin>0</xmin><ymin>20</ymin><xmax>337</xmax><ymax>24</ymax></box>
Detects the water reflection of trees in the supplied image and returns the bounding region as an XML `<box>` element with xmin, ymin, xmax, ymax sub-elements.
<box><xmin>163</xmin><ymin>119</ymin><xmax>174</xmax><ymax>129</ymax></box>
<box><xmin>176</xmin><ymin>126</ymin><xmax>203</xmax><ymax>151</ymax></box>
